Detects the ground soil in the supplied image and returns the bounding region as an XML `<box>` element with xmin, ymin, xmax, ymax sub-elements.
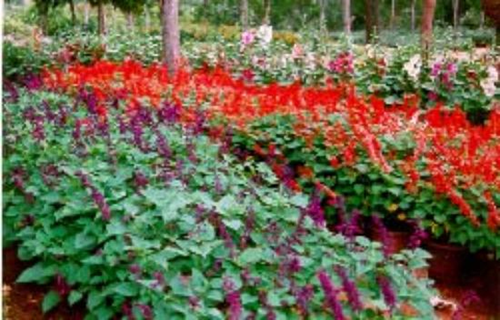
<box><xmin>2</xmin><ymin>247</ymin><xmax>497</xmax><ymax>319</ymax></box>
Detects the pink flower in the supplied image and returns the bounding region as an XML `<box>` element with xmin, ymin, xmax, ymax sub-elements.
<box><xmin>241</xmin><ymin>30</ymin><xmax>255</xmax><ymax>46</ymax></box>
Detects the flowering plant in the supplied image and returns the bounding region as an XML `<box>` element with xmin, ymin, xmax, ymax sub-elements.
<box><xmin>3</xmin><ymin>86</ymin><xmax>436</xmax><ymax>318</ymax></box>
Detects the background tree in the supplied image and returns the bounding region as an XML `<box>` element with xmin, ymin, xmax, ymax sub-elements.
<box><xmin>365</xmin><ymin>0</ymin><xmax>379</xmax><ymax>43</ymax></box>
<box><xmin>112</xmin><ymin>0</ymin><xmax>147</xmax><ymax>29</ymax></box>
<box><xmin>88</xmin><ymin>0</ymin><xmax>110</xmax><ymax>35</ymax></box>
<box><xmin>241</xmin><ymin>0</ymin><xmax>249</xmax><ymax>30</ymax></box>
<box><xmin>263</xmin><ymin>0</ymin><xmax>271</xmax><ymax>24</ymax></box>
<box><xmin>421</xmin><ymin>0</ymin><xmax>436</xmax><ymax>58</ymax></box>
<box><xmin>161</xmin><ymin>0</ymin><xmax>180</xmax><ymax>75</ymax></box>
<box><xmin>342</xmin><ymin>0</ymin><xmax>351</xmax><ymax>35</ymax></box>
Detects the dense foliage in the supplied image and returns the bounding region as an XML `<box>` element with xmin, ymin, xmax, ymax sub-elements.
<box><xmin>40</xmin><ymin>60</ymin><xmax>500</xmax><ymax>257</ymax></box>
<box><xmin>3</xmin><ymin>86</ymin><xmax>435</xmax><ymax>319</ymax></box>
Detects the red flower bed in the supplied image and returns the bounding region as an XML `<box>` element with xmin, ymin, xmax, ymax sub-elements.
<box><xmin>43</xmin><ymin>60</ymin><xmax>500</xmax><ymax>229</ymax></box>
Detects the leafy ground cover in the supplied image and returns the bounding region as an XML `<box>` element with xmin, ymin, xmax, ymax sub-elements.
<box><xmin>3</xmin><ymin>85</ymin><xmax>437</xmax><ymax>319</ymax></box>
<box><xmin>39</xmin><ymin>61</ymin><xmax>500</xmax><ymax>257</ymax></box>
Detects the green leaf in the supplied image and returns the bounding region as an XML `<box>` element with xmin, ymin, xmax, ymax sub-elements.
<box><xmin>42</xmin><ymin>290</ymin><xmax>61</xmax><ymax>313</ymax></box>
<box><xmin>113</xmin><ymin>282</ymin><xmax>138</xmax><ymax>297</ymax></box>
<box><xmin>75</xmin><ymin>232</ymin><xmax>96</xmax><ymax>249</ymax></box>
<box><xmin>238</xmin><ymin>248</ymin><xmax>263</xmax><ymax>265</ymax></box>
<box><xmin>87</xmin><ymin>290</ymin><xmax>104</xmax><ymax>309</ymax></box>
<box><xmin>17</xmin><ymin>263</ymin><xmax>56</xmax><ymax>283</ymax></box>
<box><xmin>68</xmin><ymin>290</ymin><xmax>83</xmax><ymax>306</ymax></box>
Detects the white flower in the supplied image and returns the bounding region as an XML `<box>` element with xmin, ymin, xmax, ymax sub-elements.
<box><xmin>487</xmin><ymin>66</ymin><xmax>498</xmax><ymax>82</ymax></box>
<box><xmin>481</xmin><ymin>79</ymin><xmax>496</xmax><ymax>97</ymax></box>
<box><xmin>256</xmin><ymin>25</ymin><xmax>273</xmax><ymax>46</ymax></box>
<box><xmin>480</xmin><ymin>66</ymin><xmax>498</xmax><ymax>97</ymax></box>
<box><xmin>403</xmin><ymin>54</ymin><xmax>422</xmax><ymax>81</ymax></box>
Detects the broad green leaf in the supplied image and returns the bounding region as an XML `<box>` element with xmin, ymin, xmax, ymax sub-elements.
<box><xmin>42</xmin><ymin>290</ymin><xmax>61</xmax><ymax>313</ymax></box>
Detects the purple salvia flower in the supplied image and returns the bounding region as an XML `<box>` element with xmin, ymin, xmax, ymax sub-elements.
<box><xmin>32</xmin><ymin>116</ymin><xmax>45</xmax><ymax>141</ymax></box>
<box><xmin>129</xmin><ymin>264</ymin><xmax>141</xmax><ymax>276</ymax></box>
<box><xmin>295</xmin><ymin>284</ymin><xmax>314</xmax><ymax>315</ymax></box>
<box><xmin>223</xmin><ymin>277</ymin><xmax>242</xmax><ymax>320</ymax></box>
<box><xmin>55</xmin><ymin>273</ymin><xmax>71</xmax><ymax>296</ymax></box>
<box><xmin>218</xmin><ymin>220</ymin><xmax>235</xmax><ymax>252</ymax></box>
<box><xmin>23</xmin><ymin>74</ymin><xmax>43</xmax><ymax>91</ymax></box>
<box><xmin>317</xmin><ymin>270</ymin><xmax>345</xmax><ymax>320</ymax></box>
<box><xmin>372</xmin><ymin>214</ymin><xmax>391</xmax><ymax>258</ymax></box>
<box><xmin>266</xmin><ymin>310</ymin><xmax>276</xmax><ymax>320</ymax></box>
<box><xmin>186</xmin><ymin>140</ymin><xmax>198</xmax><ymax>163</ymax></box>
<box><xmin>335</xmin><ymin>266</ymin><xmax>363</xmax><ymax>312</ymax></box>
<box><xmin>408</xmin><ymin>220</ymin><xmax>428</xmax><ymax>249</ymax></box>
<box><xmin>189</xmin><ymin>296</ymin><xmax>200</xmax><ymax>309</ymax></box>
<box><xmin>377</xmin><ymin>275</ymin><xmax>397</xmax><ymax>311</ymax></box>
<box><xmin>57</xmin><ymin>105</ymin><xmax>68</xmax><ymax>126</ymax></box>
<box><xmin>287</xmin><ymin>256</ymin><xmax>302</xmax><ymax>274</ymax></box>
<box><xmin>89</xmin><ymin>186</ymin><xmax>111</xmax><ymax>221</ymax></box>
<box><xmin>240</xmin><ymin>208</ymin><xmax>255</xmax><ymax>249</ymax></box>
<box><xmin>158</xmin><ymin>102</ymin><xmax>181</xmax><ymax>124</ymax></box>
<box><xmin>136</xmin><ymin>304</ymin><xmax>152</xmax><ymax>319</ymax></box>
<box><xmin>155</xmin><ymin>130</ymin><xmax>172</xmax><ymax>159</ymax></box>
<box><xmin>23</xmin><ymin>107</ymin><xmax>37</xmax><ymax>122</ymax></box>
<box><xmin>337</xmin><ymin>209</ymin><xmax>363</xmax><ymax>243</ymax></box>
<box><xmin>134</xmin><ymin>170</ymin><xmax>149</xmax><ymax>190</ymax></box>
<box><xmin>305</xmin><ymin>192</ymin><xmax>325</xmax><ymax>228</ymax></box>
<box><xmin>154</xmin><ymin>271</ymin><xmax>165</xmax><ymax>287</ymax></box>
<box><xmin>42</xmin><ymin>101</ymin><xmax>56</xmax><ymax>122</ymax></box>
<box><xmin>214</xmin><ymin>175</ymin><xmax>223</xmax><ymax>194</ymax></box>
<box><xmin>121</xmin><ymin>301</ymin><xmax>134</xmax><ymax>320</ymax></box>
<box><xmin>191</xmin><ymin>109</ymin><xmax>206</xmax><ymax>135</ymax></box>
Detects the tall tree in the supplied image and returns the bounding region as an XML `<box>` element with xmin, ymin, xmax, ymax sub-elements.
<box><xmin>342</xmin><ymin>0</ymin><xmax>351</xmax><ymax>36</ymax></box>
<box><xmin>161</xmin><ymin>0</ymin><xmax>180</xmax><ymax>75</ymax></box>
<box><xmin>390</xmin><ymin>0</ymin><xmax>395</xmax><ymax>29</ymax></box>
<box><xmin>69</xmin><ymin>0</ymin><xmax>76</xmax><ymax>24</ymax></box>
<box><xmin>452</xmin><ymin>0</ymin><xmax>460</xmax><ymax>31</ymax></box>
<box><xmin>319</xmin><ymin>0</ymin><xmax>327</xmax><ymax>33</ymax></box>
<box><xmin>365</xmin><ymin>0</ymin><xmax>379</xmax><ymax>43</ymax></box>
<box><xmin>240</xmin><ymin>0</ymin><xmax>249</xmax><ymax>30</ymax></box>
<box><xmin>411</xmin><ymin>0</ymin><xmax>416</xmax><ymax>32</ymax></box>
<box><xmin>421</xmin><ymin>0</ymin><xmax>436</xmax><ymax>58</ymax></box>
<box><xmin>263</xmin><ymin>0</ymin><xmax>271</xmax><ymax>25</ymax></box>
<box><xmin>89</xmin><ymin>0</ymin><xmax>109</xmax><ymax>35</ymax></box>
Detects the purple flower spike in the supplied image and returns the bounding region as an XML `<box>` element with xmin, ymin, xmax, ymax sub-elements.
<box><xmin>317</xmin><ymin>270</ymin><xmax>345</xmax><ymax>320</ymax></box>
<box><xmin>134</xmin><ymin>170</ymin><xmax>149</xmax><ymax>190</ymax></box>
<box><xmin>306</xmin><ymin>192</ymin><xmax>325</xmax><ymax>228</ymax></box>
<box><xmin>136</xmin><ymin>304</ymin><xmax>152</xmax><ymax>319</ymax></box>
<box><xmin>377</xmin><ymin>275</ymin><xmax>397</xmax><ymax>311</ymax></box>
<box><xmin>295</xmin><ymin>284</ymin><xmax>314</xmax><ymax>315</ymax></box>
<box><xmin>371</xmin><ymin>214</ymin><xmax>391</xmax><ymax>258</ymax></box>
<box><xmin>223</xmin><ymin>277</ymin><xmax>242</xmax><ymax>320</ymax></box>
<box><xmin>408</xmin><ymin>220</ymin><xmax>428</xmax><ymax>249</ymax></box>
<box><xmin>335</xmin><ymin>266</ymin><xmax>363</xmax><ymax>312</ymax></box>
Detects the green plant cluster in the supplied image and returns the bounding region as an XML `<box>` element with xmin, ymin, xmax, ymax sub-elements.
<box><xmin>3</xmin><ymin>88</ymin><xmax>435</xmax><ymax>319</ymax></box>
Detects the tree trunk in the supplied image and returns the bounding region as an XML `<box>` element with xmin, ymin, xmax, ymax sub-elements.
<box><xmin>342</xmin><ymin>0</ymin><xmax>351</xmax><ymax>36</ymax></box>
<box><xmin>480</xmin><ymin>11</ymin><xmax>485</xmax><ymax>29</ymax></box>
<box><xmin>421</xmin><ymin>0</ymin><xmax>436</xmax><ymax>59</ymax></box>
<box><xmin>97</xmin><ymin>1</ymin><xmax>106</xmax><ymax>36</ymax></box>
<box><xmin>69</xmin><ymin>0</ymin><xmax>77</xmax><ymax>24</ymax></box>
<box><xmin>452</xmin><ymin>0</ymin><xmax>459</xmax><ymax>32</ymax></box>
<box><xmin>390</xmin><ymin>0</ymin><xmax>396</xmax><ymax>29</ymax></box>
<box><xmin>411</xmin><ymin>0</ymin><xmax>416</xmax><ymax>32</ymax></box>
<box><xmin>241</xmin><ymin>0</ymin><xmax>249</xmax><ymax>30</ymax></box>
<box><xmin>263</xmin><ymin>0</ymin><xmax>271</xmax><ymax>25</ymax></box>
<box><xmin>319</xmin><ymin>0</ymin><xmax>327</xmax><ymax>34</ymax></box>
<box><xmin>127</xmin><ymin>12</ymin><xmax>135</xmax><ymax>29</ymax></box>
<box><xmin>84</xmin><ymin>1</ymin><xmax>90</xmax><ymax>25</ymax></box>
<box><xmin>145</xmin><ymin>4</ymin><xmax>151</xmax><ymax>32</ymax></box>
<box><xmin>161</xmin><ymin>0</ymin><xmax>181</xmax><ymax>75</ymax></box>
<box><xmin>365</xmin><ymin>0</ymin><xmax>379</xmax><ymax>43</ymax></box>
